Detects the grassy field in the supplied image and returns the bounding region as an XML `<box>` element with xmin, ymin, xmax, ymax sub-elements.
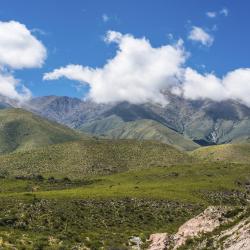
<box><xmin>0</xmin><ymin>160</ymin><xmax>249</xmax><ymax>249</ymax></box>
<box><xmin>0</xmin><ymin>139</ymin><xmax>192</xmax><ymax>179</ymax></box>
<box><xmin>1</xmin><ymin>162</ymin><xmax>249</xmax><ymax>203</ymax></box>
<box><xmin>190</xmin><ymin>143</ymin><xmax>250</xmax><ymax>163</ymax></box>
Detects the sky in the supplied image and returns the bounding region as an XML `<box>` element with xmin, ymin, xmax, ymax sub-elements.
<box><xmin>0</xmin><ymin>0</ymin><xmax>250</xmax><ymax>106</ymax></box>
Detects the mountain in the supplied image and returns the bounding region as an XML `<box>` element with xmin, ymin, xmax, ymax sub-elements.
<box><xmin>25</xmin><ymin>95</ymin><xmax>111</xmax><ymax>128</ymax></box>
<box><xmin>0</xmin><ymin>139</ymin><xmax>192</xmax><ymax>178</ymax></box>
<box><xmin>18</xmin><ymin>92</ymin><xmax>250</xmax><ymax>146</ymax></box>
<box><xmin>80</xmin><ymin>116</ymin><xmax>199</xmax><ymax>151</ymax></box>
<box><xmin>0</xmin><ymin>108</ymin><xmax>85</xmax><ymax>154</ymax></box>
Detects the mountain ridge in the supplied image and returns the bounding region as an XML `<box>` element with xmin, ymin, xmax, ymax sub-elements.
<box><xmin>2</xmin><ymin>92</ymin><xmax>250</xmax><ymax>147</ymax></box>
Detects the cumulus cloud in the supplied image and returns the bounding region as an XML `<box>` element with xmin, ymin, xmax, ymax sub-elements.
<box><xmin>44</xmin><ymin>30</ymin><xmax>250</xmax><ymax>107</ymax></box>
<box><xmin>0</xmin><ymin>73</ymin><xmax>31</xmax><ymax>102</ymax></box>
<box><xmin>0</xmin><ymin>20</ymin><xmax>46</xmax><ymax>101</ymax></box>
<box><xmin>44</xmin><ymin>31</ymin><xmax>186</xmax><ymax>105</ymax></box>
<box><xmin>206</xmin><ymin>11</ymin><xmax>217</xmax><ymax>18</ymax></box>
<box><xmin>0</xmin><ymin>21</ymin><xmax>47</xmax><ymax>69</ymax></box>
<box><xmin>188</xmin><ymin>26</ymin><xmax>214</xmax><ymax>47</ymax></box>
<box><xmin>175</xmin><ymin>68</ymin><xmax>250</xmax><ymax>107</ymax></box>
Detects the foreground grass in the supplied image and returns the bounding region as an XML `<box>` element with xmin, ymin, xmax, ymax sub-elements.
<box><xmin>1</xmin><ymin>163</ymin><xmax>249</xmax><ymax>204</ymax></box>
<box><xmin>0</xmin><ymin>162</ymin><xmax>249</xmax><ymax>249</ymax></box>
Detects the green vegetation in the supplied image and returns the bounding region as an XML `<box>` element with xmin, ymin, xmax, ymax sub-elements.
<box><xmin>2</xmin><ymin>162</ymin><xmax>249</xmax><ymax>204</ymax></box>
<box><xmin>0</xmin><ymin>108</ymin><xmax>86</xmax><ymax>154</ymax></box>
<box><xmin>0</xmin><ymin>139</ymin><xmax>192</xmax><ymax>179</ymax></box>
<box><xmin>0</xmin><ymin>160</ymin><xmax>249</xmax><ymax>249</ymax></box>
<box><xmin>191</xmin><ymin>143</ymin><xmax>250</xmax><ymax>163</ymax></box>
<box><xmin>0</xmin><ymin>197</ymin><xmax>202</xmax><ymax>249</ymax></box>
<box><xmin>80</xmin><ymin>116</ymin><xmax>200</xmax><ymax>151</ymax></box>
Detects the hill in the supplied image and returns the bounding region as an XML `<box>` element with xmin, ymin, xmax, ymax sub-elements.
<box><xmin>0</xmin><ymin>108</ymin><xmax>85</xmax><ymax>154</ymax></box>
<box><xmin>190</xmin><ymin>143</ymin><xmax>250</xmax><ymax>163</ymax></box>
<box><xmin>0</xmin><ymin>139</ymin><xmax>192</xmax><ymax>178</ymax></box>
<box><xmin>80</xmin><ymin>116</ymin><xmax>200</xmax><ymax>151</ymax></box>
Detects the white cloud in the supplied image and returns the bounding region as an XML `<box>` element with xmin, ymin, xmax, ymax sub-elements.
<box><xmin>0</xmin><ymin>21</ymin><xmax>47</xmax><ymax>69</ymax></box>
<box><xmin>102</xmin><ymin>14</ymin><xmax>109</xmax><ymax>23</ymax></box>
<box><xmin>206</xmin><ymin>8</ymin><xmax>229</xmax><ymax>18</ymax></box>
<box><xmin>44</xmin><ymin>30</ymin><xmax>250</xmax><ymax>108</ymax></box>
<box><xmin>175</xmin><ymin>68</ymin><xmax>250</xmax><ymax>107</ymax></box>
<box><xmin>31</xmin><ymin>28</ymin><xmax>48</xmax><ymax>36</ymax></box>
<box><xmin>0</xmin><ymin>73</ymin><xmax>31</xmax><ymax>102</ymax></box>
<box><xmin>188</xmin><ymin>26</ymin><xmax>214</xmax><ymax>47</ymax></box>
<box><xmin>179</xmin><ymin>68</ymin><xmax>227</xmax><ymax>101</ymax></box>
<box><xmin>44</xmin><ymin>31</ymin><xmax>186</xmax><ymax>105</ymax></box>
<box><xmin>220</xmin><ymin>8</ymin><xmax>229</xmax><ymax>17</ymax></box>
<box><xmin>206</xmin><ymin>11</ymin><xmax>217</xmax><ymax>18</ymax></box>
<box><xmin>0</xmin><ymin>21</ymin><xmax>47</xmax><ymax>101</ymax></box>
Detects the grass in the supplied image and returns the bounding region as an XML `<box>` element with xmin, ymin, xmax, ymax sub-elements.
<box><xmin>0</xmin><ymin>139</ymin><xmax>192</xmax><ymax>179</ymax></box>
<box><xmin>0</xmin><ymin>161</ymin><xmax>249</xmax><ymax>248</ymax></box>
<box><xmin>0</xmin><ymin>131</ymin><xmax>250</xmax><ymax>248</ymax></box>
<box><xmin>191</xmin><ymin>143</ymin><xmax>250</xmax><ymax>163</ymax></box>
<box><xmin>1</xmin><ymin>162</ymin><xmax>249</xmax><ymax>204</ymax></box>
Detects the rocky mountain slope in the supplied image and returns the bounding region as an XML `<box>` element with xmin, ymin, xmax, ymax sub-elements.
<box><xmin>2</xmin><ymin>92</ymin><xmax>250</xmax><ymax>146</ymax></box>
<box><xmin>80</xmin><ymin>116</ymin><xmax>199</xmax><ymax>151</ymax></box>
<box><xmin>23</xmin><ymin>92</ymin><xmax>250</xmax><ymax>146</ymax></box>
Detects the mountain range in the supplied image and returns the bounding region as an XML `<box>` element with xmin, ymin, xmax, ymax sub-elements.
<box><xmin>1</xmin><ymin>91</ymin><xmax>249</xmax><ymax>149</ymax></box>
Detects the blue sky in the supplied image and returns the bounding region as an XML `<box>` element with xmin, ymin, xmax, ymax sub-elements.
<box><xmin>0</xmin><ymin>0</ymin><xmax>250</xmax><ymax>100</ymax></box>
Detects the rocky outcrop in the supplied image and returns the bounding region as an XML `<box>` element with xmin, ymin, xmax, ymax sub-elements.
<box><xmin>148</xmin><ymin>233</ymin><xmax>170</xmax><ymax>250</ymax></box>
<box><xmin>147</xmin><ymin>206</ymin><xmax>249</xmax><ymax>250</ymax></box>
<box><xmin>172</xmin><ymin>206</ymin><xmax>228</xmax><ymax>249</ymax></box>
<box><xmin>216</xmin><ymin>218</ymin><xmax>250</xmax><ymax>250</ymax></box>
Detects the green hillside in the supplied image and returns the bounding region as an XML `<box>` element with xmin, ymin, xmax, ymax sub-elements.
<box><xmin>190</xmin><ymin>143</ymin><xmax>250</xmax><ymax>163</ymax></box>
<box><xmin>80</xmin><ymin>116</ymin><xmax>199</xmax><ymax>151</ymax></box>
<box><xmin>0</xmin><ymin>139</ymin><xmax>192</xmax><ymax>178</ymax></box>
<box><xmin>0</xmin><ymin>108</ymin><xmax>85</xmax><ymax>154</ymax></box>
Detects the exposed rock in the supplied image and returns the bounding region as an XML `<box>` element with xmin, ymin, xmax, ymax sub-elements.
<box><xmin>129</xmin><ymin>236</ymin><xmax>143</xmax><ymax>249</ymax></box>
<box><xmin>148</xmin><ymin>233</ymin><xmax>170</xmax><ymax>250</ymax></box>
<box><xmin>172</xmin><ymin>206</ymin><xmax>228</xmax><ymax>249</ymax></box>
<box><xmin>217</xmin><ymin>218</ymin><xmax>250</xmax><ymax>250</ymax></box>
<box><xmin>147</xmin><ymin>206</ymin><xmax>249</xmax><ymax>250</ymax></box>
